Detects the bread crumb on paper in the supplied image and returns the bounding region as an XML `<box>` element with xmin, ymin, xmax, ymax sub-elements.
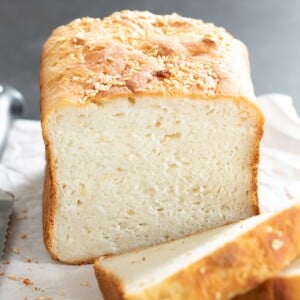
<box><xmin>8</xmin><ymin>274</ymin><xmax>17</xmax><ymax>280</ymax></box>
<box><xmin>6</xmin><ymin>274</ymin><xmax>38</xmax><ymax>288</ymax></box>
<box><xmin>80</xmin><ymin>280</ymin><xmax>89</xmax><ymax>287</ymax></box>
<box><xmin>23</xmin><ymin>278</ymin><xmax>33</xmax><ymax>286</ymax></box>
<box><xmin>12</xmin><ymin>247</ymin><xmax>20</xmax><ymax>254</ymax></box>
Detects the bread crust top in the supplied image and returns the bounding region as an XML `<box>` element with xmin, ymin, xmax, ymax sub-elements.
<box><xmin>40</xmin><ymin>10</ymin><xmax>255</xmax><ymax>119</ymax></box>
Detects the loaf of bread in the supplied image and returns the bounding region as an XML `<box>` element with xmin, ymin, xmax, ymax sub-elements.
<box><xmin>94</xmin><ymin>203</ymin><xmax>300</xmax><ymax>300</ymax></box>
<box><xmin>40</xmin><ymin>10</ymin><xmax>264</xmax><ymax>264</ymax></box>
<box><xmin>236</xmin><ymin>257</ymin><xmax>300</xmax><ymax>300</ymax></box>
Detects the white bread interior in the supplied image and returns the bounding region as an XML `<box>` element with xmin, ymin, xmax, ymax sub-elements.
<box><xmin>94</xmin><ymin>202</ymin><xmax>300</xmax><ymax>300</ymax></box>
<box><xmin>47</xmin><ymin>96</ymin><xmax>259</xmax><ymax>263</ymax></box>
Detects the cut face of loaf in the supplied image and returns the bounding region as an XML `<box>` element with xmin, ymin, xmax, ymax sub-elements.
<box><xmin>94</xmin><ymin>203</ymin><xmax>300</xmax><ymax>300</ymax></box>
<box><xmin>44</xmin><ymin>96</ymin><xmax>261</xmax><ymax>263</ymax></box>
<box><xmin>40</xmin><ymin>11</ymin><xmax>264</xmax><ymax>263</ymax></box>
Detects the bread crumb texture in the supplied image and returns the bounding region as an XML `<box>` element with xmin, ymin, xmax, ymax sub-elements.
<box><xmin>41</xmin><ymin>10</ymin><xmax>254</xmax><ymax>113</ymax></box>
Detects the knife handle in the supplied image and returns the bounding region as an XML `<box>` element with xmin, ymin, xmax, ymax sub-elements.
<box><xmin>0</xmin><ymin>84</ymin><xmax>24</xmax><ymax>160</ymax></box>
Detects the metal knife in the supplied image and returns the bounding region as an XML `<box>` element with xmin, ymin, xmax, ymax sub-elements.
<box><xmin>0</xmin><ymin>83</ymin><xmax>24</xmax><ymax>256</ymax></box>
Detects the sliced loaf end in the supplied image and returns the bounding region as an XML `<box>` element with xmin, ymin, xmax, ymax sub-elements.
<box><xmin>94</xmin><ymin>202</ymin><xmax>300</xmax><ymax>299</ymax></box>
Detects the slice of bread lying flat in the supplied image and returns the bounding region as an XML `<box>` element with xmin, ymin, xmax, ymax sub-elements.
<box><xmin>94</xmin><ymin>203</ymin><xmax>300</xmax><ymax>300</ymax></box>
<box><xmin>236</xmin><ymin>257</ymin><xmax>300</xmax><ymax>300</ymax></box>
<box><xmin>40</xmin><ymin>10</ymin><xmax>264</xmax><ymax>264</ymax></box>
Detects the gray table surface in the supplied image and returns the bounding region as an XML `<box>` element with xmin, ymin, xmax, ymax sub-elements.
<box><xmin>1</xmin><ymin>0</ymin><xmax>299</xmax><ymax>120</ymax></box>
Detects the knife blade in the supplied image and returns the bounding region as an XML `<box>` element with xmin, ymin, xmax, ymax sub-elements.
<box><xmin>0</xmin><ymin>83</ymin><xmax>24</xmax><ymax>257</ymax></box>
<box><xmin>0</xmin><ymin>190</ymin><xmax>14</xmax><ymax>256</ymax></box>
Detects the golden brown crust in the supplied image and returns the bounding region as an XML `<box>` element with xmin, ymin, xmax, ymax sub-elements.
<box><xmin>251</xmin><ymin>120</ymin><xmax>264</xmax><ymax>214</ymax></box>
<box><xmin>235</xmin><ymin>273</ymin><xmax>300</xmax><ymax>300</ymax></box>
<box><xmin>40</xmin><ymin>10</ymin><xmax>256</xmax><ymax>120</ymax></box>
<box><xmin>94</xmin><ymin>204</ymin><xmax>300</xmax><ymax>300</ymax></box>
<box><xmin>41</xmin><ymin>125</ymin><xmax>59</xmax><ymax>261</ymax></box>
<box><xmin>42</xmin><ymin>155</ymin><xmax>97</xmax><ymax>264</ymax></box>
<box><xmin>40</xmin><ymin>10</ymin><xmax>264</xmax><ymax>264</ymax></box>
<box><xmin>42</xmin><ymin>164</ymin><xmax>53</xmax><ymax>257</ymax></box>
<box><xmin>94</xmin><ymin>259</ymin><xmax>126</xmax><ymax>300</ymax></box>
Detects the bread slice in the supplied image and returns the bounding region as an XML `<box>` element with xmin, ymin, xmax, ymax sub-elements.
<box><xmin>235</xmin><ymin>258</ymin><xmax>300</xmax><ymax>300</ymax></box>
<box><xmin>94</xmin><ymin>203</ymin><xmax>300</xmax><ymax>300</ymax></box>
<box><xmin>40</xmin><ymin>10</ymin><xmax>264</xmax><ymax>263</ymax></box>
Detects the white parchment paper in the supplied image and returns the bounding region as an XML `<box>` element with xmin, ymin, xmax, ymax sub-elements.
<box><xmin>0</xmin><ymin>94</ymin><xmax>299</xmax><ymax>300</ymax></box>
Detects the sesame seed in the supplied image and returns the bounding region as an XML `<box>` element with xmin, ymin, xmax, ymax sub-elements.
<box><xmin>272</xmin><ymin>239</ymin><xmax>284</xmax><ymax>251</ymax></box>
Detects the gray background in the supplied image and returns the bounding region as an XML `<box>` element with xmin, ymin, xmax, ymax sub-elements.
<box><xmin>1</xmin><ymin>0</ymin><xmax>299</xmax><ymax>119</ymax></box>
